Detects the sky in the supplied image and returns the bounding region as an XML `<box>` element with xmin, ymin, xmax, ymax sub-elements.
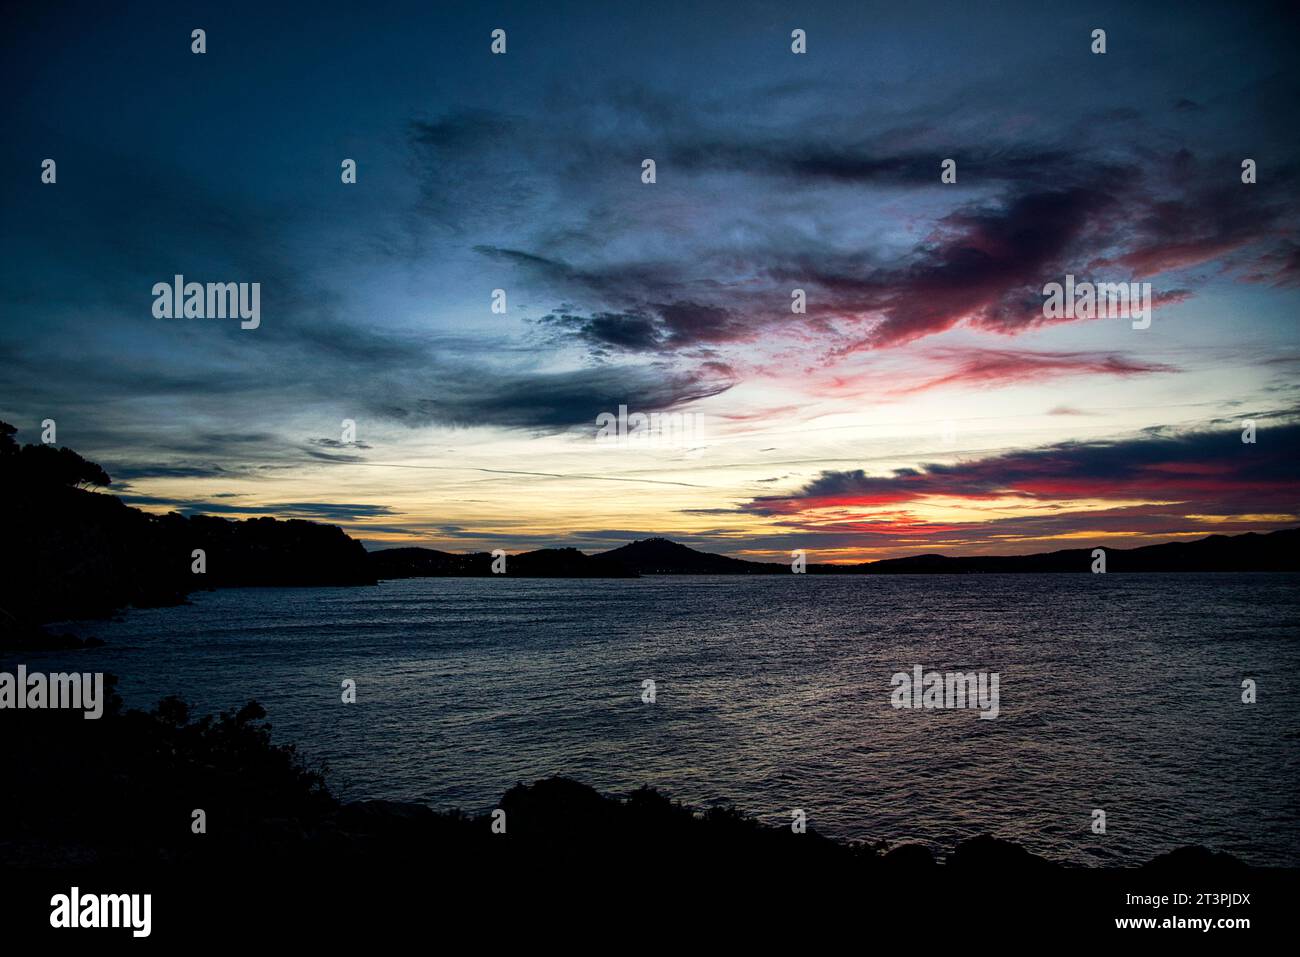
<box><xmin>2</xmin><ymin>0</ymin><xmax>1297</xmax><ymax>561</ymax></box>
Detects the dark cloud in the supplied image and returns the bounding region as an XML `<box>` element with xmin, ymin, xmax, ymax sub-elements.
<box><xmin>372</xmin><ymin>362</ymin><xmax>734</xmax><ymax>430</ymax></box>
<box><xmin>451</xmin><ymin>128</ymin><xmax>1298</xmax><ymax>360</ymax></box>
<box><xmin>745</xmin><ymin>419</ymin><xmax>1300</xmax><ymax>519</ymax></box>
<box><xmin>118</xmin><ymin>496</ymin><xmax>397</xmax><ymax>523</ymax></box>
<box><xmin>111</xmin><ymin>465</ymin><xmax>243</xmax><ymax>481</ymax></box>
<box><xmin>311</xmin><ymin>438</ymin><xmax>374</xmax><ymax>450</ymax></box>
<box><xmin>405</xmin><ymin>78</ymin><xmax>1300</xmax><ymax>361</ymax></box>
<box><xmin>538</xmin><ymin>311</ymin><xmax>665</xmax><ymax>352</ymax></box>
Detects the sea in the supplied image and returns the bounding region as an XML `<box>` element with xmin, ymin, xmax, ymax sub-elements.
<box><xmin>24</xmin><ymin>573</ymin><xmax>1300</xmax><ymax>867</ymax></box>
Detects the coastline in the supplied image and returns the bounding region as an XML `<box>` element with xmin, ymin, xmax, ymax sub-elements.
<box><xmin>3</xmin><ymin>683</ymin><xmax>1291</xmax><ymax>941</ymax></box>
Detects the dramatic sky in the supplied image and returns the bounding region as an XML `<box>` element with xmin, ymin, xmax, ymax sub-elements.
<box><xmin>2</xmin><ymin>0</ymin><xmax>1297</xmax><ymax>560</ymax></box>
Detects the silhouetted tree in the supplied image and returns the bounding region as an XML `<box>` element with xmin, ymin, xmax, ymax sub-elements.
<box><xmin>13</xmin><ymin>443</ymin><xmax>111</xmax><ymax>487</ymax></box>
<box><xmin>0</xmin><ymin>423</ymin><xmax>111</xmax><ymax>487</ymax></box>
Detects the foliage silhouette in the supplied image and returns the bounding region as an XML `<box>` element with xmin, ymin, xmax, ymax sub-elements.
<box><xmin>0</xmin><ymin>420</ymin><xmax>374</xmax><ymax>648</ymax></box>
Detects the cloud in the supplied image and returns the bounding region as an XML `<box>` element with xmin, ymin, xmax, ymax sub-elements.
<box><xmin>537</xmin><ymin>311</ymin><xmax>666</xmax><ymax>352</ymax></box>
<box><xmin>449</xmin><ymin>126</ymin><xmax>1296</xmax><ymax>366</ymax></box>
<box><xmin>4</xmin><ymin>12</ymin><xmax>1299</xmax><ymax>526</ymax></box>
<box><xmin>118</xmin><ymin>495</ymin><xmax>397</xmax><ymax>522</ymax></box>
<box><xmin>895</xmin><ymin>348</ymin><xmax>1176</xmax><ymax>394</ymax></box>
<box><xmin>745</xmin><ymin>420</ymin><xmax>1300</xmax><ymax>524</ymax></box>
<box><xmin>370</xmin><ymin>361</ymin><xmax>735</xmax><ymax>430</ymax></box>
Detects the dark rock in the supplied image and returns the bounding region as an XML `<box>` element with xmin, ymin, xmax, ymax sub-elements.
<box><xmin>883</xmin><ymin>843</ymin><xmax>937</xmax><ymax>869</ymax></box>
<box><xmin>947</xmin><ymin>834</ymin><xmax>1060</xmax><ymax>873</ymax></box>
<box><xmin>1141</xmin><ymin>844</ymin><xmax>1249</xmax><ymax>874</ymax></box>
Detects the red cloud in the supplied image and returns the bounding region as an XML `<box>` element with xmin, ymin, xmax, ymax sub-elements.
<box><xmin>896</xmin><ymin>348</ymin><xmax>1176</xmax><ymax>394</ymax></box>
<box><xmin>745</xmin><ymin>422</ymin><xmax>1300</xmax><ymax>534</ymax></box>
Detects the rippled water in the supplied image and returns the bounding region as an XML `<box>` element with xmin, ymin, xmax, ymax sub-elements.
<box><xmin>25</xmin><ymin>574</ymin><xmax>1300</xmax><ymax>866</ymax></box>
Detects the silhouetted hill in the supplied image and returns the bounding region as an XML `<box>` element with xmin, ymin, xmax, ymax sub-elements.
<box><xmin>598</xmin><ymin>536</ymin><xmax>783</xmax><ymax>574</ymax></box>
<box><xmin>852</xmin><ymin>528</ymin><xmax>1300</xmax><ymax>573</ymax></box>
<box><xmin>369</xmin><ymin>545</ymin><xmax>637</xmax><ymax>578</ymax></box>
<box><xmin>368</xmin><ymin>528</ymin><xmax>1300</xmax><ymax>579</ymax></box>
<box><xmin>365</xmin><ymin>546</ymin><xmax>472</xmax><ymax>576</ymax></box>
<box><xmin>591</xmin><ymin>529</ymin><xmax>1300</xmax><ymax>574</ymax></box>
<box><xmin>511</xmin><ymin>547</ymin><xmax>637</xmax><ymax>577</ymax></box>
<box><xmin>0</xmin><ymin>421</ymin><xmax>375</xmax><ymax>647</ymax></box>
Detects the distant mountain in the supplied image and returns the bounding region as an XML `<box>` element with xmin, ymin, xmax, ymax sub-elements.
<box><xmin>852</xmin><ymin>528</ymin><xmax>1300</xmax><ymax>574</ymax></box>
<box><xmin>373</xmin><ymin>527</ymin><xmax>1300</xmax><ymax>579</ymax></box>
<box><xmin>369</xmin><ymin>546</ymin><xmax>637</xmax><ymax>578</ymax></box>
<box><xmin>597</xmin><ymin>537</ymin><xmax>783</xmax><ymax>574</ymax></box>
<box><xmin>600</xmin><ymin>528</ymin><xmax>1300</xmax><ymax>574</ymax></box>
